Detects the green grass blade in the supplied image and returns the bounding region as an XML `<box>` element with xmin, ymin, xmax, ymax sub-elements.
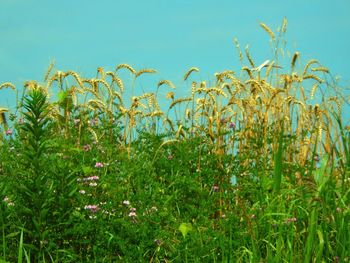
<box><xmin>273</xmin><ymin>123</ymin><xmax>284</xmax><ymax>194</ymax></box>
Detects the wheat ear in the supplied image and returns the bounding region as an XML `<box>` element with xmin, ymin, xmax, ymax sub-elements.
<box><xmin>259</xmin><ymin>22</ymin><xmax>275</xmax><ymax>39</ymax></box>
<box><xmin>184</xmin><ymin>67</ymin><xmax>199</xmax><ymax>81</ymax></box>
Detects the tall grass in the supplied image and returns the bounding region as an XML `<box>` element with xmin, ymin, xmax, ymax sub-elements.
<box><xmin>0</xmin><ymin>20</ymin><xmax>349</xmax><ymax>262</ymax></box>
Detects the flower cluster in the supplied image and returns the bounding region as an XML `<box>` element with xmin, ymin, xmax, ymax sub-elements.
<box><xmin>129</xmin><ymin>207</ymin><xmax>137</xmax><ymax>218</ymax></box>
<box><xmin>3</xmin><ymin>196</ymin><xmax>14</xmax><ymax>206</ymax></box>
<box><xmin>95</xmin><ymin>162</ymin><xmax>104</xmax><ymax>168</ymax></box>
<box><xmin>84</xmin><ymin>204</ymin><xmax>99</xmax><ymax>213</ymax></box>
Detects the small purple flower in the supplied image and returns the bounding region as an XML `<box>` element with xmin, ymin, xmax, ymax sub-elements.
<box><xmin>229</xmin><ymin>122</ymin><xmax>236</xmax><ymax>129</ymax></box>
<box><xmin>95</xmin><ymin>162</ymin><xmax>104</xmax><ymax>168</ymax></box>
<box><xmin>85</xmin><ymin>175</ymin><xmax>99</xmax><ymax>181</ymax></box>
<box><xmin>130</xmin><ymin>207</ymin><xmax>136</xmax><ymax>212</ymax></box>
<box><xmin>5</xmin><ymin>129</ymin><xmax>12</xmax><ymax>136</ymax></box>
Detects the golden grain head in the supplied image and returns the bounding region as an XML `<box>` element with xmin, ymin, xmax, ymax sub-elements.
<box><xmin>233</xmin><ymin>37</ymin><xmax>243</xmax><ymax>62</ymax></box>
<box><xmin>166</xmin><ymin>92</ymin><xmax>175</xmax><ymax>100</ymax></box>
<box><xmin>135</xmin><ymin>68</ymin><xmax>157</xmax><ymax>78</ymax></box>
<box><xmin>157</xmin><ymin>79</ymin><xmax>175</xmax><ymax>89</ymax></box>
<box><xmin>311</xmin><ymin>67</ymin><xmax>329</xmax><ymax>73</ymax></box>
<box><xmin>183</xmin><ymin>67</ymin><xmax>199</xmax><ymax>81</ymax></box>
<box><xmin>259</xmin><ymin>22</ymin><xmax>275</xmax><ymax>39</ymax></box>
<box><xmin>281</xmin><ymin>17</ymin><xmax>288</xmax><ymax>33</ymax></box>
<box><xmin>44</xmin><ymin>61</ymin><xmax>55</xmax><ymax>82</ymax></box>
<box><xmin>168</xmin><ymin>97</ymin><xmax>192</xmax><ymax>110</ymax></box>
<box><xmin>116</xmin><ymin>63</ymin><xmax>137</xmax><ymax>75</ymax></box>
<box><xmin>303</xmin><ymin>74</ymin><xmax>324</xmax><ymax>84</ymax></box>
<box><xmin>245</xmin><ymin>45</ymin><xmax>255</xmax><ymax>68</ymax></box>
<box><xmin>303</xmin><ymin>59</ymin><xmax>319</xmax><ymax>75</ymax></box>
<box><xmin>0</xmin><ymin>82</ymin><xmax>16</xmax><ymax>91</ymax></box>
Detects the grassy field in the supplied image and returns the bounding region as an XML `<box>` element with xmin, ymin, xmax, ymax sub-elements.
<box><xmin>0</xmin><ymin>21</ymin><xmax>349</xmax><ymax>262</ymax></box>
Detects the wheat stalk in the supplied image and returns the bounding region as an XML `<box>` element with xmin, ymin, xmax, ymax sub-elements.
<box><xmin>303</xmin><ymin>74</ymin><xmax>324</xmax><ymax>83</ymax></box>
<box><xmin>116</xmin><ymin>63</ymin><xmax>137</xmax><ymax>74</ymax></box>
<box><xmin>245</xmin><ymin>45</ymin><xmax>255</xmax><ymax>68</ymax></box>
<box><xmin>168</xmin><ymin>97</ymin><xmax>192</xmax><ymax>110</ymax></box>
<box><xmin>0</xmin><ymin>82</ymin><xmax>16</xmax><ymax>91</ymax></box>
<box><xmin>157</xmin><ymin>79</ymin><xmax>175</xmax><ymax>89</ymax></box>
<box><xmin>259</xmin><ymin>22</ymin><xmax>275</xmax><ymax>39</ymax></box>
<box><xmin>233</xmin><ymin>37</ymin><xmax>243</xmax><ymax>62</ymax></box>
<box><xmin>303</xmin><ymin>59</ymin><xmax>319</xmax><ymax>75</ymax></box>
<box><xmin>44</xmin><ymin>61</ymin><xmax>55</xmax><ymax>82</ymax></box>
<box><xmin>135</xmin><ymin>68</ymin><xmax>157</xmax><ymax>78</ymax></box>
<box><xmin>184</xmin><ymin>67</ymin><xmax>199</xmax><ymax>81</ymax></box>
<box><xmin>311</xmin><ymin>67</ymin><xmax>329</xmax><ymax>73</ymax></box>
<box><xmin>106</xmin><ymin>71</ymin><xmax>124</xmax><ymax>93</ymax></box>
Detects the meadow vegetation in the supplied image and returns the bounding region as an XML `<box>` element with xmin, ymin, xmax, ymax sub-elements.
<box><xmin>0</xmin><ymin>19</ymin><xmax>349</xmax><ymax>262</ymax></box>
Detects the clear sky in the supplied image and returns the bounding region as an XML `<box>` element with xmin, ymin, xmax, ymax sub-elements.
<box><xmin>1</xmin><ymin>0</ymin><xmax>350</xmax><ymax>118</ymax></box>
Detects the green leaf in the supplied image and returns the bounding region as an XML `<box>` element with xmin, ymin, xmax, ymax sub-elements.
<box><xmin>178</xmin><ymin>223</ymin><xmax>192</xmax><ymax>238</ymax></box>
<box><xmin>82</xmin><ymin>166</ymin><xmax>93</xmax><ymax>175</ymax></box>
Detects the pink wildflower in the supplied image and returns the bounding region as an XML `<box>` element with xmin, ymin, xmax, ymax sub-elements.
<box><xmin>212</xmin><ymin>185</ymin><xmax>219</xmax><ymax>192</ymax></box>
<box><xmin>128</xmin><ymin>211</ymin><xmax>137</xmax><ymax>217</ymax></box>
<box><xmin>95</xmin><ymin>162</ymin><xmax>104</xmax><ymax>168</ymax></box>
<box><xmin>84</xmin><ymin>205</ymin><xmax>99</xmax><ymax>213</ymax></box>
<box><xmin>5</xmin><ymin>129</ymin><xmax>12</xmax><ymax>136</ymax></box>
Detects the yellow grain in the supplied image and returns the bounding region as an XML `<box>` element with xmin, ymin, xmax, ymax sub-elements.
<box><xmin>245</xmin><ymin>45</ymin><xmax>255</xmax><ymax>68</ymax></box>
<box><xmin>157</xmin><ymin>79</ymin><xmax>175</xmax><ymax>89</ymax></box>
<box><xmin>106</xmin><ymin>71</ymin><xmax>124</xmax><ymax>92</ymax></box>
<box><xmin>116</xmin><ymin>64</ymin><xmax>137</xmax><ymax>75</ymax></box>
<box><xmin>311</xmin><ymin>67</ymin><xmax>329</xmax><ymax>73</ymax></box>
<box><xmin>233</xmin><ymin>37</ymin><xmax>243</xmax><ymax>62</ymax></box>
<box><xmin>259</xmin><ymin>22</ymin><xmax>275</xmax><ymax>39</ymax></box>
<box><xmin>310</xmin><ymin>84</ymin><xmax>318</xmax><ymax>100</ymax></box>
<box><xmin>169</xmin><ymin>97</ymin><xmax>192</xmax><ymax>110</ymax></box>
<box><xmin>44</xmin><ymin>61</ymin><xmax>55</xmax><ymax>82</ymax></box>
<box><xmin>303</xmin><ymin>74</ymin><xmax>324</xmax><ymax>83</ymax></box>
<box><xmin>183</xmin><ymin>67</ymin><xmax>199</xmax><ymax>81</ymax></box>
<box><xmin>135</xmin><ymin>68</ymin><xmax>157</xmax><ymax>78</ymax></box>
<box><xmin>303</xmin><ymin>59</ymin><xmax>319</xmax><ymax>75</ymax></box>
<box><xmin>265</xmin><ymin>60</ymin><xmax>275</xmax><ymax>77</ymax></box>
<box><xmin>0</xmin><ymin>82</ymin><xmax>16</xmax><ymax>91</ymax></box>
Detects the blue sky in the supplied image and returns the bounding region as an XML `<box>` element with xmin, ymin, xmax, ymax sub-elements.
<box><xmin>1</xmin><ymin>0</ymin><xmax>350</xmax><ymax>116</ymax></box>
